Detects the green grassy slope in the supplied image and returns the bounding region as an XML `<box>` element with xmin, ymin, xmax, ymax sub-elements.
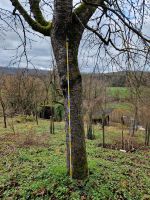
<box><xmin>0</xmin><ymin>118</ymin><xmax>150</xmax><ymax>200</ymax></box>
<box><xmin>107</xmin><ymin>87</ymin><xmax>130</xmax><ymax>99</ymax></box>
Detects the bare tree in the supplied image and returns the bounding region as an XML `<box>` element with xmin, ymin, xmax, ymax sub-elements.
<box><xmin>1</xmin><ymin>0</ymin><xmax>149</xmax><ymax>179</ymax></box>
<box><xmin>3</xmin><ymin>69</ymin><xmax>45</xmax><ymax>120</ymax></box>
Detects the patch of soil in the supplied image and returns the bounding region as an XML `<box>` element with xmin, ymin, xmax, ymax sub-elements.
<box><xmin>97</xmin><ymin>141</ymin><xmax>148</xmax><ymax>152</ymax></box>
<box><xmin>0</xmin><ymin>132</ymin><xmax>50</xmax><ymax>156</ymax></box>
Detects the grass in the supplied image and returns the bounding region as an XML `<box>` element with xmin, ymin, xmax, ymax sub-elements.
<box><xmin>107</xmin><ymin>87</ymin><xmax>130</xmax><ymax>99</ymax></box>
<box><xmin>0</xmin><ymin>117</ymin><xmax>150</xmax><ymax>200</ymax></box>
<box><xmin>106</xmin><ymin>87</ymin><xmax>132</xmax><ymax>111</ymax></box>
<box><xmin>107</xmin><ymin>102</ymin><xmax>132</xmax><ymax>111</ymax></box>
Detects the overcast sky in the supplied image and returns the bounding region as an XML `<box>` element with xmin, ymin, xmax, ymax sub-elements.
<box><xmin>0</xmin><ymin>0</ymin><xmax>150</xmax><ymax>72</ymax></box>
<box><xmin>0</xmin><ymin>0</ymin><xmax>55</xmax><ymax>70</ymax></box>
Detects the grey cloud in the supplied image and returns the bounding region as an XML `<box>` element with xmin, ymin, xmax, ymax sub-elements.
<box><xmin>0</xmin><ymin>26</ymin><xmax>52</xmax><ymax>68</ymax></box>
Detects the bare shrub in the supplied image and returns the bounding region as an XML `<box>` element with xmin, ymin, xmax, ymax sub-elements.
<box><xmin>18</xmin><ymin>132</ymin><xmax>49</xmax><ymax>148</ymax></box>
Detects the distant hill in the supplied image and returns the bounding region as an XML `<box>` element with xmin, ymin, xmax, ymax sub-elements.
<box><xmin>0</xmin><ymin>66</ymin><xmax>49</xmax><ymax>76</ymax></box>
<box><xmin>82</xmin><ymin>70</ymin><xmax>150</xmax><ymax>87</ymax></box>
<box><xmin>0</xmin><ymin>66</ymin><xmax>149</xmax><ymax>87</ymax></box>
<box><xmin>105</xmin><ymin>71</ymin><xmax>150</xmax><ymax>86</ymax></box>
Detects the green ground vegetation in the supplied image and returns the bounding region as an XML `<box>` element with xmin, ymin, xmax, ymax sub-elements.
<box><xmin>107</xmin><ymin>102</ymin><xmax>132</xmax><ymax>111</ymax></box>
<box><xmin>107</xmin><ymin>87</ymin><xmax>130</xmax><ymax>99</ymax></box>
<box><xmin>0</xmin><ymin>117</ymin><xmax>150</xmax><ymax>200</ymax></box>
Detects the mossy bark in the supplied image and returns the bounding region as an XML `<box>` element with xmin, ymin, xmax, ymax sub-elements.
<box><xmin>51</xmin><ymin>0</ymin><xmax>89</xmax><ymax>179</ymax></box>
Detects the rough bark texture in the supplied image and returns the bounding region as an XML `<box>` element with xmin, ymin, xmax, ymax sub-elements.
<box><xmin>51</xmin><ymin>42</ymin><xmax>88</xmax><ymax>179</ymax></box>
<box><xmin>51</xmin><ymin>0</ymin><xmax>89</xmax><ymax>179</ymax></box>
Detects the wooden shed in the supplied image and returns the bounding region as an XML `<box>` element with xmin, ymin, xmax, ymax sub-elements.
<box><xmin>39</xmin><ymin>105</ymin><xmax>54</xmax><ymax>119</ymax></box>
<box><xmin>92</xmin><ymin>108</ymin><xmax>113</xmax><ymax>125</ymax></box>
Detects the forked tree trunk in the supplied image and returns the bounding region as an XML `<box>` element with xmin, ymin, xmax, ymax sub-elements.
<box><xmin>51</xmin><ymin>0</ymin><xmax>88</xmax><ymax>180</ymax></box>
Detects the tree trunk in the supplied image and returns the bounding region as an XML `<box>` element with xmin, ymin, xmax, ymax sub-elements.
<box><xmin>51</xmin><ymin>0</ymin><xmax>88</xmax><ymax>180</ymax></box>
<box><xmin>35</xmin><ymin>112</ymin><xmax>38</xmax><ymax>125</ymax></box>
<box><xmin>65</xmin><ymin>74</ymin><xmax>88</xmax><ymax>179</ymax></box>
<box><xmin>145</xmin><ymin>123</ymin><xmax>150</xmax><ymax>146</ymax></box>
<box><xmin>51</xmin><ymin>34</ymin><xmax>88</xmax><ymax>179</ymax></box>
<box><xmin>0</xmin><ymin>98</ymin><xmax>7</xmax><ymax>128</ymax></box>
<box><xmin>121</xmin><ymin>125</ymin><xmax>124</xmax><ymax>149</ymax></box>
<box><xmin>102</xmin><ymin>114</ymin><xmax>105</xmax><ymax>148</ymax></box>
<box><xmin>50</xmin><ymin>116</ymin><xmax>54</xmax><ymax>134</ymax></box>
<box><xmin>87</xmin><ymin>112</ymin><xmax>94</xmax><ymax>140</ymax></box>
<box><xmin>52</xmin><ymin>45</ymin><xmax>88</xmax><ymax>179</ymax></box>
<box><xmin>3</xmin><ymin>111</ymin><xmax>7</xmax><ymax>128</ymax></box>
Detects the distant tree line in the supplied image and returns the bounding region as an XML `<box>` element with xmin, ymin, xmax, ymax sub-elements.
<box><xmin>82</xmin><ymin>71</ymin><xmax>150</xmax><ymax>87</ymax></box>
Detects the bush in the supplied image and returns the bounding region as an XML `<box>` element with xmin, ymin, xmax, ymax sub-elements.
<box><xmin>15</xmin><ymin>115</ymin><xmax>35</xmax><ymax>123</ymax></box>
<box><xmin>54</xmin><ymin>104</ymin><xmax>64</xmax><ymax>121</ymax></box>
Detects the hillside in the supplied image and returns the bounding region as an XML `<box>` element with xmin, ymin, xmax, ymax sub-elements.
<box><xmin>0</xmin><ymin>66</ymin><xmax>150</xmax><ymax>87</ymax></box>
<box><xmin>0</xmin><ymin>66</ymin><xmax>49</xmax><ymax>76</ymax></box>
<box><xmin>0</xmin><ymin>117</ymin><xmax>150</xmax><ymax>199</ymax></box>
